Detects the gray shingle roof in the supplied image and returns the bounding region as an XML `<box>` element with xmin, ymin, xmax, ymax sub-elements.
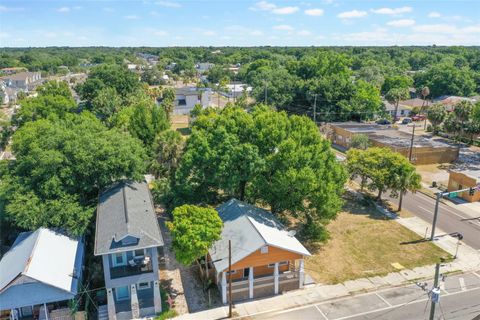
<box><xmin>209</xmin><ymin>199</ymin><xmax>310</xmax><ymax>273</ymax></box>
<box><xmin>94</xmin><ymin>180</ymin><xmax>164</xmax><ymax>256</ymax></box>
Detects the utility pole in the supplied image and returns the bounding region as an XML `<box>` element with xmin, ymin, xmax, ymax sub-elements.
<box><xmin>228</xmin><ymin>239</ymin><xmax>232</xmax><ymax>318</ymax></box>
<box><xmin>429</xmin><ymin>263</ymin><xmax>441</xmax><ymax>320</ymax></box>
<box><xmin>313</xmin><ymin>94</ymin><xmax>318</xmax><ymax>124</ymax></box>
<box><xmin>430</xmin><ymin>192</ymin><xmax>442</xmax><ymax>241</ymax></box>
<box><xmin>408</xmin><ymin>123</ymin><xmax>416</xmax><ymax>162</ymax></box>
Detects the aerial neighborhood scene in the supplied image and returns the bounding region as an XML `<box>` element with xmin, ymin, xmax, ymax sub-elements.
<box><xmin>1</xmin><ymin>1</ymin><xmax>480</xmax><ymax>320</ymax></box>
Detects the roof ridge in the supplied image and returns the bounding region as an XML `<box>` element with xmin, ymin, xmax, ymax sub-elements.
<box><xmin>239</xmin><ymin>202</ymin><xmax>268</xmax><ymax>246</ymax></box>
<box><xmin>23</xmin><ymin>228</ymin><xmax>42</xmax><ymax>275</ymax></box>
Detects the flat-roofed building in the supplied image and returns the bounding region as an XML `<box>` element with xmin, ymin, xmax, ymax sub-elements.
<box><xmin>327</xmin><ymin>122</ymin><xmax>460</xmax><ymax>165</ymax></box>
<box><xmin>448</xmin><ymin>168</ymin><xmax>480</xmax><ymax>202</ymax></box>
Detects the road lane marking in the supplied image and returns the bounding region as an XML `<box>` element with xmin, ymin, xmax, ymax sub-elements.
<box><xmin>315</xmin><ymin>305</ymin><xmax>329</xmax><ymax>320</ymax></box>
<box><xmin>375</xmin><ymin>292</ymin><xmax>392</xmax><ymax>307</ymax></box>
<box><xmin>459</xmin><ymin>277</ymin><xmax>466</xmax><ymax>291</ymax></box>
<box><xmin>417</xmin><ymin>205</ymin><xmax>430</xmax><ymax>213</ymax></box>
<box><xmin>473</xmin><ymin>272</ymin><xmax>480</xmax><ymax>279</ymax></box>
<box><xmin>440</xmin><ymin>281</ymin><xmax>448</xmax><ymax>294</ymax></box>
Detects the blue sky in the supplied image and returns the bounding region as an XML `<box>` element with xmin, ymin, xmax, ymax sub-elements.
<box><xmin>1</xmin><ymin>0</ymin><xmax>479</xmax><ymax>47</ymax></box>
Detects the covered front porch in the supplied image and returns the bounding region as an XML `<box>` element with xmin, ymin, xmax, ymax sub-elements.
<box><xmin>217</xmin><ymin>259</ymin><xmax>305</xmax><ymax>303</ymax></box>
<box><xmin>8</xmin><ymin>300</ymin><xmax>74</xmax><ymax>320</ymax></box>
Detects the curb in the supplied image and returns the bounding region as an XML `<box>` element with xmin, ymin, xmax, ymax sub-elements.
<box><xmin>418</xmin><ymin>188</ymin><xmax>448</xmax><ymax>205</ymax></box>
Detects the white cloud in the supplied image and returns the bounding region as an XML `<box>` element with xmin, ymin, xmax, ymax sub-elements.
<box><xmin>57</xmin><ymin>7</ymin><xmax>70</xmax><ymax>13</ymax></box>
<box><xmin>272</xmin><ymin>6</ymin><xmax>299</xmax><ymax>15</ymax></box>
<box><xmin>337</xmin><ymin>10</ymin><xmax>367</xmax><ymax>19</ymax></box>
<box><xmin>124</xmin><ymin>15</ymin><xmax>139</xmax><ymax>20</ymax></box>
<box><xmin>428</xmin><ymin>11</ymin><xmax>441</xmax><ymax>18</ymax></box>
<box><xmin>250</xmin><ymin>30</ymin><xmax>264</xmax><ymax>36</ymax></box>
<box><xmin>387</xmin><ymin>19</ymin><xmax>415</xmax><ymax>27</ymax></box>
<box><xmin>153</xmin><ymin>30</ymin><xmax>168</xmax><ymax>36</ymax></box>
<box><xmin>0</xmin><ymin>5</ymin><xmax>24</xmax><ymax>12</ymax></box>
<box><xmin>371</xmin><ymin>6</ymin><xmax>412</xmax><ymax>15</ymax></box>
<box><xmin>413</xmin><ymin>23</ymin><xmax>480</xmax><ymax>34</ymax></box>
<box><xmin>250</xmin><ymin>1</ymin><xmax>276</xmax><ymax>11</ymax></box>
<box><xmin>0</xmin><ymin>32</ymin><xmax>10</xmax><ymax>39</ymax></box>
<box><xmin>273</xmin><ymin>24</ymin><xmax>294</xmax><ymax>31</ymax></box>
<box><xmin>304</xmin><ymin>8</ymin><xmax>324</xmax><ymax>16</ymax></box>
<box><xmin>73</xmin><ymin>6</ymin><xmax>82</xmax><ymax>10</ymax></box>
<box><xmin>156</xmin><ymin>1</ymin><xmax>181</xmax><ymax>8</ymax></box>
<box><xmin>297</xmin><ymin>30</ymin><xmax>311</xmax><ymax>36</ymax></box>
<box><xmin>250</xmin><ymin>1</ymin><xmax>298</xmax><ymax>15</ymax></box>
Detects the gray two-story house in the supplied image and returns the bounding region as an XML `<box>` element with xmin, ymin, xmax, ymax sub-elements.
<box><xmin>94</xmin><ymin>180</ymin><xmax>164</xmax><ymax>320</ymax></box>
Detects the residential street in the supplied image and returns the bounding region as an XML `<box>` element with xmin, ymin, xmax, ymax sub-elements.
<box><xmin>387</xmin><ymin>191</ymin><xmax>480</xmax><ymax>250</ymax></box>
<box><xmin>248</xmin><ymin>272</ymin><xmax>480</xmax><ymax>320</ymax></box>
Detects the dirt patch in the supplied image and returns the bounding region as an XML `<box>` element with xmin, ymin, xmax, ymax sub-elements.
<box><xmin>305</xmin><ymin>195</ymin><xmax>449</xmax><ymax>285</ymax></box>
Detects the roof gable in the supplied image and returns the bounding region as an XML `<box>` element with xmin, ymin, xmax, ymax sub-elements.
<box><xmin>0</xmin><ymin>228</ymin><xmax>83</xmax><ymax>295</ymax></box>
<box><xmin>210</xmin><ymin>199</ymin><xmax>310</xmax><ymax>272</ymax></box>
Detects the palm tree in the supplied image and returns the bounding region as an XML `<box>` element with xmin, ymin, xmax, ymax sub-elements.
<box><xmin>420</xmin><ymin>86</ymin><xmax>430</xmax><ymax>129</ymax></box>
<box><xmin>396</xmin><ymin>169</ymin><xmax>421</xmax><ymax>212</ymax></box>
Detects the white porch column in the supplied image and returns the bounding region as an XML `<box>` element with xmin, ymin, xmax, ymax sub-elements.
<box><xmin>221</xmin><ymin>272</ymin><xmax>227</xmax><ymax>304</ymax></box>
<box><xmin>153</xmin><ymin>280</ymin><xmax>162</xmax><ymax>313</ymax></box>
<box><xmin>248</xmin><ymin>267</ymin><xmax>254</xmax><ymax>299</ymax></box>
<box><xmin>274</xmin><ymin>262</ymin><xmax>279</xmax><ymax>294</ymax></box>
<box><xmin>299</xmin><ymin>259</ymin><xmax>305</xmax><ymax>289</ymax></box>
<box><xmin>43</xmin><ymin>303</ymin><xmax>49</xmax><ymax>320</ymax></box>
<box><xmin>106</xmin><ymin>288</ymin><xmax>117</xmax><ymax>320</ymax></box>
<box><xmin>130</xmin><ymin>284</ymin><xmax>140</xmax><ymax>319</ymax></box>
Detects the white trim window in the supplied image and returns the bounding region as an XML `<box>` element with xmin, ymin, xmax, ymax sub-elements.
<box><xmin>137</xmin><ymin>282</ymin><xmax>151</xmax><ymax>290</ymax></box>
<box><xmin>268</xmin><ymin>261</ymin><xmax>289</xmax><ymax>268</ymax></box>
<box><xmin>226</xmin><ymin>269</ymin><xmax>237</xmax><ymax>275</ymax></box>
<box><xmin>134</xmin><ymin>249</ymin><xmax>146</xmax><ymax>258</ymax></box>
<box><xmin>112</xmin><ymin>252</ymin><xmax>127</xmax><ymax>267</ymax></box>
<box><xmin>260</xmin><ymin>246</ymin><xmax>268</xmax><ymax>254</ymax></box>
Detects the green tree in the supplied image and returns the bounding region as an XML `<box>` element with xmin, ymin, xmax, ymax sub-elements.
<box><xmin>150</xmin><ymin>130</ymin><xmax>184</xmax><ymax>179</ymax></box>
<box><xmin>175</xmin><ymin>106</ymin><xmax>346</xmax><ymax>240</ymax></box>
<box><xmin>128</xmin><ymin>97</ymin><xmax>169</xmax><ymax>147</ymax></box>
<box><xmin>14</xmin><ymin>94</ymin><xmax>77</xmax><ymax>126</ymax></box>
<box><xmin>91</xmin><ymin>87</ymin><xmax>122</xmax><ymax>121</ymax></box>
<box><xmin>381</xmin><ymin>75</ymin><xmax>413</xmax><ymax>95</ymax></box>
<box><xmin>414</xmin><ymin>62</ymin><xmax>476</xmax><ymax>98</ymax></box>
<box><xmin>393</xmin><ymin>164</ymin><xmax>421</xmax><ymax>211</ymax></box>
<box><xmin>168</xmin><ymin>204</ymin><xmax>222</xmax><ymax>267</ymax></box>
<box><xmin>0</xmin><ymin>113</ymin><xmax>147</xmax><ymax>235</ymax></box>
<box><xmin>385</xmin><ymin>87</ymin><xmax>410</xmax><ymax>121</ymax></box>
<box><xmin>37</xmin><ymin>80</ymin><xmax>72</xmax><ymax>98</ymax></box>
<box><xmin>427</xmin><ymin>104</ymin><xmax>447</xmax><ymax>134</ymax></box>
<box><xmin>350</xmin><ymin>134</ymin><xmax>370</xmax><ymax>150</ymax></box>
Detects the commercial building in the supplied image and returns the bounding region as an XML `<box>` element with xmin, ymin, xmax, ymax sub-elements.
<box><xmin>328</xmin><ymin>122</ymin><xmax>460</xmax><ymax>165</ymax></box>
<box><xmin>448</xmin><ymin>169</ymin><xmax>480</xmax><ymax>202</ymax></box>
<box><xmin>95</xmin><ymin>180</ymin><xmax>163</xmax><ymax>320</ymax></box>
<box><xmin>209</xmin><ymin>199</ymin><xmax>311</xmax><ymax>303</ymax></box>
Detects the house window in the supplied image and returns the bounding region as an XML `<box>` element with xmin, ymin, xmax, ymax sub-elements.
<box><xmin>226</xmin><ymin>270</ymin><xmax>237</xmax><ymax>275</ymax></box>
<box><xmin>134</xmin><ymin>249</ymin><xmax>145</xmax><ymax>257</ymax></box>
<box><xmin>137</xmin><ymin>282</ymin><xmax>151</xmax><ymax>290</ymax></box>
<box><xmin>260</xmin><ymin>246</ymin><xmax>268</xmax><ymax>254</ymax></box>
<box><xmin>112</xmin><ymin>252</ymin><xmax>127</xmax><ymax>267</ymax></box>
<box><xmin>401</xmin><ymin>110</ymin><xmax>405</xmax><ymax>115</ymax></box>
<box><xmin>268</xmin><ymin>261</ymin><xmax>289</xmax><ymax>268</ymax></box>
<box><xmin>178</xmin><ymin>99</ymin><xmax>186</xmax><ymax>106</ymax></box>
<box><xmin>115</xmin><ymin>286</ymin><xmax>130</xmax><ymax>301</ymax></box>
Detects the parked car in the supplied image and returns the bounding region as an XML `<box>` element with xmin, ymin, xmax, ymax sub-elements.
<box><xmin>402</xmin><ymin>117</ymin><xmax>412</xmax><ymax>124</ymax></box>
<box><xmin>412</xmin><ymin>114</ymin><xmax>426</xmax><ymax>121</ymax></box>
<box><xmin>376</xmin><ymin>119</ymin><xmax>391</xmax><ymax>125</ymax></box>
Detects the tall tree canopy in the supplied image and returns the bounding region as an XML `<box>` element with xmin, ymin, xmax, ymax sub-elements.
<box><xmin>0</xmin><ymin>113</ymin><xmax>147</xmax><ymax>235</ymax></box>
<box><xmin>174</xmin><ymin>105</ymin><xmax>346</xmax><ymax>239</ymax></box>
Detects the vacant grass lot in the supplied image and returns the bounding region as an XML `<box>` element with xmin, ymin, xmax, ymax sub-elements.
<box><xmin>305</xmin><ymin>194</ymin><xmax>450</xmax><ymax>284</ymax></box>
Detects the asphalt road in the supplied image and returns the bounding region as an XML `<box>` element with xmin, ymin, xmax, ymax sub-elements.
<box><xmin>249</xmin><ymin>272</ymin><xmax>480</xmax><ymax>320</ymax></box>
<box><xmin>386</xmin><ymin>191</ymin><xmax>480</xmax><ymax>250</ymax></box>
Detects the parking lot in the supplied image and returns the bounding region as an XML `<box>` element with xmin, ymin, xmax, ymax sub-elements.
<box><xmin>250</xmin><ymin>272</ymin><xmax>480</xmax><ymax>320</ymax></box>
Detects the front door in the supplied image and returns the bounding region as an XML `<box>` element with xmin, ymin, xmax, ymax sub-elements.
<box><xmin>116</xmin><ymin>285</ymin><xmax>130</xmax><ymax>301</ymax></box>
<box><xmin>243</xmin><ymin>268</ymin><xmax>250</xmax><ymax>279</ymax></box>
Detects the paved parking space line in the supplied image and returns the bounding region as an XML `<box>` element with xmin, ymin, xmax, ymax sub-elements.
<box><xmin>375</xmin><ymin>292</ymin><xmax>392</xmax><ymax>307</ymax></box>
<box><xmin>459</xmin><ymin>277</ymin><xmax>466</xmax><ymax>291</ymax></box>
<box><xmin>315</xmin><ymin>305</ymin><xmax>329</xmax><ymax>320</ymax></box>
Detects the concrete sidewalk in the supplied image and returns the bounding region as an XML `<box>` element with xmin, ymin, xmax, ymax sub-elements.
<box><xmin>174</xmin><ymin>200</ymin><xmax>480</xmax><ymax>320</ymax></box>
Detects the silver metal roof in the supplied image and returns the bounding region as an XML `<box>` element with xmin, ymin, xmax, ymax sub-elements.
<box><xmin>0</xmin><ymin>228</ymin><xmax>84</xmax><ymax>309</ymax></box>
<box><xmin>209</xmin><ymin>199</ymin><xmax>311</xmax><ymax>273</ymax></box>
